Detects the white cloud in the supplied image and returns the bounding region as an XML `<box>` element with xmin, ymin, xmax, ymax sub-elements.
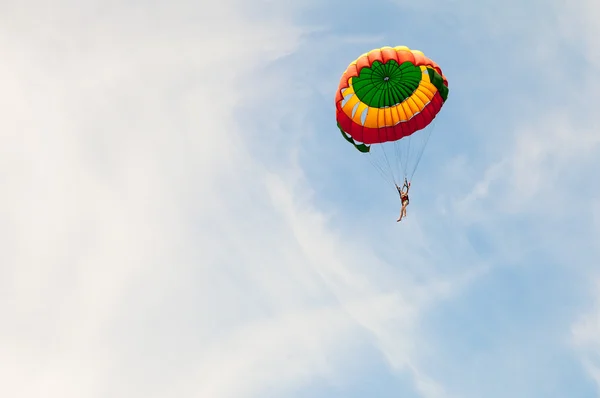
<box><xmin>456</xmin><ymin>112</ymin><xmax>600</xmax><ymax>222</ymax></box>
<box><xmin>429</xmin><ymin>1</ymin><xmax>600</xmax><ymax>391</ymax></box>
<box><xmin>367</xmin><ymin>2</ymin><xmax>600</xmax><ymax>394</ymax></box>
<box><xmin>572</xmin><ymin>279</ymin><xmax>600</xmax><ymax>392</ymax></box>
<box><xmin>555</xmin><ymin>0</ymin><xmax>600</xmax><ymax>66</ymax></box>
<box><xmin>7</xmin><ymin>0</ymin><xmax>600</xmax><ymax>396</ymax></box>
<box><xmin>0</xmin><ymin>1</ymin><xmax>482</xmax><ymax>398</ymax></box>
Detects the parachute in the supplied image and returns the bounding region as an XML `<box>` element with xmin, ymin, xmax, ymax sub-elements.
<box><xmin>335</xmin><ymin>45</ymin><xmax>449</xmax><ymax>186</ymax></box>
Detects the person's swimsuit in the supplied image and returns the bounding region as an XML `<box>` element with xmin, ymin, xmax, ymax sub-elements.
<box><xmin>397</xmin><ymin>185</ymin><xmax>409</xmax><ymax>204</ymax></box>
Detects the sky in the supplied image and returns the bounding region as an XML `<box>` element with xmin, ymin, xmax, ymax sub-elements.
<box><xmin>1</xmin><ymin>0</ymin><xmax>600</xmax><ymax>397</ymax></box>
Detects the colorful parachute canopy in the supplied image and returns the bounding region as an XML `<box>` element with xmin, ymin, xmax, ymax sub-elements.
<box><xmin>335</xmin><ymin>46</ymin><xmax>449</xmax><ymax>153</ymax></box>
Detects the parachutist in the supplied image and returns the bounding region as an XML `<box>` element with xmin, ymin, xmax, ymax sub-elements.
<box><xmin>334</xmin><ymin>46</ymin><xmax>449</xmax><ymax>217</ymax></box>
<box><xmin>396</xmin><ymin>179</ymin><xmax>410</xmax><ymax>222</ymax></box>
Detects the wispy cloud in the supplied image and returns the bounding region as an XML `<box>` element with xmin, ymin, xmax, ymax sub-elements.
<box><xmin>0</xmin><ymin>1</ymin><xmax>477</xmax><ymax>398</ymax></box>
<box><xmin>3</xmin><ymin>0</ymin><xmax>600</xmax><ymax>397</ymax></box>
<box><xmin>572</xmin><ymin>279</ymin><xmax>600</xmax><ymax>391</ymax></box>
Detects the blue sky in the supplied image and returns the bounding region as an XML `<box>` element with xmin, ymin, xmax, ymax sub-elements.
<box><xmin>1</xmin><ymin>0</ymin><xmax>600</xmax><ymax>397</ymax></box>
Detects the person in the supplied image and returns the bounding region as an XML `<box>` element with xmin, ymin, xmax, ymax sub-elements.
<box><xmin>396</xmin><ymin>178</ymin><xmax>410</xmax><ymax>222</ymax></box>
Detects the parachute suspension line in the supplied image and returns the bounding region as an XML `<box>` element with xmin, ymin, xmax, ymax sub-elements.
<box><xmin>394</xmin><ymin>136</ymin><xmax>404</xmax><ymax>181</ymax></box>
<box><xmin>380</xmin><ymin>141</ymin><xmax>397</xmax><ymax>185</ymax></box>
<box><xmin>408</xmin><ymin>118</ymin><xmax>437</xmax><ymax>181</ymax></box>
<box><xmin>363</xmin><ymin>117</ymin><xmax>439</xmax><ymax>187</ymax></box>
<box><xmin>365</xmin><ymin>125</ymin><xmax>396</xmax><ymax>186</ymax></box>
<box><xmin>370</xmin><ymin>107</ymin><xmax>400</xmax><ymax>186</ymax></box>
<box><xmin>403</xmin><ymin>132</ymin><xmax>413</xmax><ymax>178</ymax></box>
<box><xmin>389</xmin><ymin>131</ymin><xmax>412</xmax><ymax>182</ymax></box>
<box><xmin>367</xmin><ymin>154</ymin><xmax>394</xmax><ymax>185</ymax></box>
<box><xmin>380</xmin><ymin>108</ymin><xmax>398</xmax><ymax>185</ymax></box>
<box><xmin>369</xmin><ymin>109</ymin><xmax>392</xmax><ymax>185</ymax></box>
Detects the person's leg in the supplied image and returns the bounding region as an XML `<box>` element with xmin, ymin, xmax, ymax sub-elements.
<box><xmin>398</xmin><ymin>204</ymin><xmax>406</xmax><ymax>221</ymax></box>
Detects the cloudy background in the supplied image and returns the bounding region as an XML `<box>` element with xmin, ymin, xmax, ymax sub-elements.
<box><xmin>2</xmin><ymin>0</ymin><xmax>600</xmax><ymax>397</ymax></box>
